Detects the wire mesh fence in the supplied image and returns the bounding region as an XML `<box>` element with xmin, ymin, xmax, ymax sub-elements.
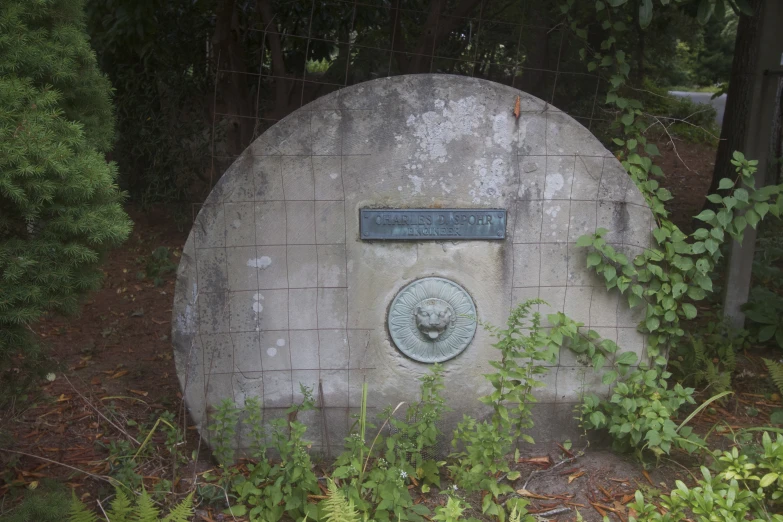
<box><xmin>205</xmin><ymin>0</ymin><xmax>609</xmax><ymax>190</ymax></box>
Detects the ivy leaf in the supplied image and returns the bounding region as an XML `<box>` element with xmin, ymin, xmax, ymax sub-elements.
<box><xmin>602</xmin><ymin>370</ymin><xmax>618</xmax><ymax>385</ymax></box>
<box><xmin>672</xmin><ymin>256</ymin><xmax>694</xmax><ymax>271</ymax></box>
<box><xmin>612</xmin><ymin>138</ymin><xmax>625</xmax><ymax>146</ymax></box>
<box><xmin>587</xmin><ymin>252</ymin><xmax>602</xmax><ymax>268</ymax></box>
<box><xmin>717</xmin><ymin>209</ymin><xmax>732</xmax><ymax>227</ymax></box>
<box><xmin>687</xmin><ymin>286</ymin><xmax>706</xmax><ymax>301</ymax></box>
<box><xmin>682</xmin><ymin>303</ymin><xmax>697</xmax><ymax>319</ymax></box>
<box><xmin>621</xmin><ymin>113</ymin><xmax>634</xmax><ymax>126</ymax></box>
<box><xmin>706</xmin><ymin>194</ymin><xmax>723</xmax><ymax>204</ymax></box>
<box><xmin>747</xmin><ymin>209</ymin><xmax>760</xmax><ymax>228</ymax></box>
<box><xmin>575</xmin><ymin>235</ymin><xmax>594</xmax><ymax>247</ymax></box>
<box><xmin>694</xmin><ymin>209</ymin><xmax>715</xmax><ymax>222</ymax></box>
<box><xmin>604</xmin><ymin>265</ymin><xmax>617</xmax><ymax>281</ymax></box>
<box><xmin>616</xmin><ymin>352</ymin><xmax>639</xmax><ymax>366</ymax></box>
<box><xmin>646</xmin><ymin>316</ymin><xmax>660</xmax><ymax>332</ymax></box>
<box><xmin>656</xmin><ymin>188</ymin><xmax>673</xmax><ymax>202</ymax></box>
<box><xmin>627</xmin><ymin>138</ymin><xmax>638</xmax><ymax>150</ymax></box>
<box><xmin>694</xmin><ymin>273</ymin><xmax>713</xmax><ymax>291</ymax></box>
<box><xmin>644</xmin><ymin>143</ymin><xmax>660</xmax><ymax>156</ymax></box>
<box><xmin>734</xmin><ymin>215</ymin><xmax>747</xmax><ymax>234</ymax></box>
<box><xmin>672</xmin><ymin>282</ymin><xmax>687</xmax><ymax>298</ymax></box>
<box><xmin>692</xmin><ymin>228</ymin><xmax>709</xmax><ymax>240</ymax></box>
<box><xmin>593</xmin><ymin>353</ymin><xmax>606</xmax><ymax>370</ymax></box>
<box><xmin>756</xmin><ymin>202</ymin><xmax>770</xmax><ymax>219</ymax></box>
<box><xmin>735</xmin><ymin>188</ymin><xmax>749</xmax><ymax>203</ymax></box>
<box><xmin>718</xmin><ymin>178</ymin><xmax>734</xmax><ymax>190</ymax></box>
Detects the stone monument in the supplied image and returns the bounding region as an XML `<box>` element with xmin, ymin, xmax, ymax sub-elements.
<box><xmin>172</xmin><ymin>74</ymin><xmax>652</xmax><ymax>452</ymax></box>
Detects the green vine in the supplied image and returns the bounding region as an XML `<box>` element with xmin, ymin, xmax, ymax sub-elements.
<box><xmin>557</xmin><ymin>0</ymin><xmax>783</xmax><ymax>458</ymax></box>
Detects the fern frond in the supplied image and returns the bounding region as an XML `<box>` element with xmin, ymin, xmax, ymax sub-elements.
<box><xmin>106</xmin><ymin>489</ymin><xmax>132</xmax><ymax>522</ymax></box>
<box><xmin>764</xmin><ymin>358</ymin><xmax>783</xmax><ymax>396</ymax></box>
<box><xmin>723</xmin><ymin>346</ymin><xmax>736</xmax><ymax>373</ymax></box>
<box><xmin>320</xmin><ymin>479</ymin><xmax>359</xmax><ymax>522</ymax></box>
<box><xmin>162</xmin><ymin>492</ymin><xmax>195</xmax><ymax>522</ymax></box>
<box><xmin>68</xmin><ymin>491</ymin><xmax>98</xmax><ymax>522</ymax></box>
<box><xmin>133</xmin><ymin>489</ymin><xmax>160</xmax><ymax>522</ymax></box>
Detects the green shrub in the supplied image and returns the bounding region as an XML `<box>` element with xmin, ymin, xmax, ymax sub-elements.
<box><xmin>628</xmin><ymin>467</ymin><xmax>780</xmax><ymax>522</ymax></box>
<box><xmin>0</xmin><ymin>0</ymin><xmax>131</xmax><ymax>398</ymax></box>
<box><xmin>0</xmin><ymin>482</ymin><xmax>71</xmax><ymax>522</ymax></box>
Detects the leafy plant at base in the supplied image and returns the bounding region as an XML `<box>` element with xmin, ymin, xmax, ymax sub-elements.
<box><xmin>96</xmin><ymin>410</ymin><xmax>183</xmax><ymax>495</ymax></box>
<box><xmin>0</xmin><ymin>0</ymin><xmax>132</xmax><ymax>400</ymax></box>
<box><xmin>331</xmin><ymin>368</ymin><xmax>447</xmax><ymax>521</ymax></box>
<box><xmin>578</xmin><ymin>369</ymin><xmax>701</xmax><ymax>461</ymax></box>
<box><xmin>230</xmin><ymin>386</ymin><xmax>320</xmax><ymax>522</ymax></box>
<box><xmin>67</xmin><ymin>488</ymin><xmax>194</xmax><ymax>522</ymax></box>
<box><xmin>627</xmin><ymin>468</ymin><xmax>780</xmax><ymax>522</ymax></box>
<box><xmin>136</xmin><ymin>247</ymin><xmax>177</xmax><ymax>287</ymax></box>
<box><xmin>320</xmin><ymin>478</ymin><xmax>360</xmax><ymax>522</ymax></box>
<box><xmin>207</xmin><ymin>398</ymin><xmax>240</xmax><ymax>466</ymax></box>
<box><xmin>449</xmin><ymin>300</ymin><xmax>553</xmax><ymax>521</ymax></box>
<box><xmin>764</xmin><ymin>359</ymin><xmax>783</xmax><ymax>397</ymax></box>
<box><xmin>669</xmin><ymin>320</ymin><xmax>745</xmax><ymax>395</ymax></box>
<box><xmin>714</xmin><ymin>430</ymin><xmax>783</xmax><ymax>503</ymax></box>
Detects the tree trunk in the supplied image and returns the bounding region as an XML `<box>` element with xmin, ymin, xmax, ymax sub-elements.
<box><xmin>710</xmin><ymin>0</ymin><xmax>764</xmax><ymax>195</ymax></box>
<box><xmin>395</xmin><ymin>0</ymin><xmax>485</xmax><ymax>75</ymax></box>
<box><xmin>212</xmin><ymin>0</ymin><xmax>254</xmax><ymax>158</ymax></box>
<box><xmin>257</xmin><ymin>0</ymin><xmax>291</xmax><ymax>119</ymax></box>
<box><xmin>516</xmin><ymin>5</ymin><xmax>549</xmax><ymax>98</ymax></box>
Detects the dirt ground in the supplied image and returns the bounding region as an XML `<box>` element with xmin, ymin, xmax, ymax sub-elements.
<box><xmin>0</xmin><ymin>138</ymin><xmax>778</xmax><ymax>521</ymax></box>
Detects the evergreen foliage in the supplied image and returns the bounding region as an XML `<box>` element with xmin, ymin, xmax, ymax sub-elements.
<box><xmin>0</xmin><ymin>483</ymin><xmax>72</xmax><ymax>522</ymax></box>
<box><xmin>0</xmin><ymin>0</ymin><xmax>131</xmax><ymax>397</ymax></box>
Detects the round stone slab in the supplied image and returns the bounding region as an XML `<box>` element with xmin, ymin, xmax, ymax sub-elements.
<box><xmin>172</xmin><ymin>74</ymin><xmax>654</xmax><ymax>453</ymax></box>
<box><xmin>388</xmin><ymin>277</ymin><xmax>477</xmax><ymax>363</ymax></box>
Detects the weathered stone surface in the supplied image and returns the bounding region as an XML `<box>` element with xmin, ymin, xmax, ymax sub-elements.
<box><xmin>172</xmin><ymin>75</ymin><xmax>653</xmax><ymax>453</ymax></box>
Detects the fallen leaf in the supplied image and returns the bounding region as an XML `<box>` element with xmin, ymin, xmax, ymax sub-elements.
<box><xmin>515</xmin><ymin>489</ymin><xmax>555</xmax><ymax>500</ymax></box>
<box><xmin>513</xmin><ymin>95</ymin><xmax>521</xmax><ymax>119</ymax></box>
<box><xmin>91</xmin><ymin>377</ymin><xmax>102</xmax><ymax>386</ymax></box>
<box><xmin>642</xmin><ymin>470</ymin><xmax>653</xmax><ymax>485</ymax></box>
<box><xmin>129</xmin><ymin>389</ymin><xmax>148</xmax><ymax>397</ymax></box>
<box><xmin>56</xmin><ymin>394</ymin><xmax>70</xmax><ymax>402</ymax></box>
<box><xmin>567</xmin><ymin>471</ymin><xmax>585</xmax><ymax>484</ymax></box>
<box><xmin>591</xmin><ymin>502</ymin><xmax>607</xmax><ymax>517</ymax></box>
<box><xmin>519</xmin><ymin>455</ymin><xmax>551</xmax><ymax>468</ymax></box>
<box><xmin>111</xmin><ymin>370</ymin><xmax>128</xmax><ymax>379</ymax></box>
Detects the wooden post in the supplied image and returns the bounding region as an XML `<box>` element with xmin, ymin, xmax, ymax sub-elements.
<box><xmin>723</xmin><ymin>0</ymin><xmax>783</xmax><ymax>328</ymax></box>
